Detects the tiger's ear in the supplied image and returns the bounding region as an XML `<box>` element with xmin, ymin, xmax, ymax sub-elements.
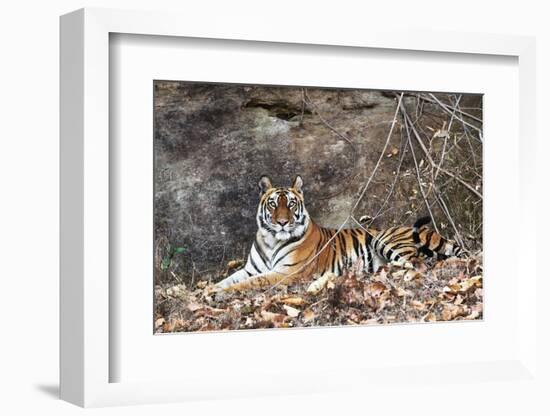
<box><xmin>291</xmin><ymin>175</ymin><xmax>303</xmax><ymax>194</ymax></box>
<box><xmin>258</xmin><ymin>175</ymin><xmax>273</xmax><ymax>195</ymax></box>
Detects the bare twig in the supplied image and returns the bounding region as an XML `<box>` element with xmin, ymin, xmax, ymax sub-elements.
<box><xmin>434</xmin><ymin>95</ymin><xmax>461</xmax><ymax>180</ymax></box>
<box><xmin>427</xmin><ymin>93</ymin><xmax>483</xmax><ymax>141</ymax></box>
<box><xmin>368</xmin><ymin>130</ymin><xmax>407</xmax><ymax>224</ymax></box>
<box><xmin>402</xmin><ymin>109</ymin><xmax>440</xmax><ymax>234</ymax></box>
<box><xmin>434</xmin><ymin>128</ymin><xmax>448</xmax><ymax>181</ymax></box>
<box><xmin>400</xmin><ymin>103</ymin><xmax>483</xmax><ymax>199</ymax></box>
<box><xmin>350</xmin><ymin>93</ymin><xmax>403</xmax><ymax>214</ymax></box>
<box><xmin>433</xmin><ymin>188</ymin><xmax>465</xmax><ymax>248</ymax></box>
<box><xmin>416</xmin><ymin>93</ymin><xmax>483</xmax><ymax>123</ymax></box>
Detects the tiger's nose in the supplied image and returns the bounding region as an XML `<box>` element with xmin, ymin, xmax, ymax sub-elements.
<box><xmin>277</xmin><ymin>219</ymin><xmax>289</xmax><ymax>226</ymax></box>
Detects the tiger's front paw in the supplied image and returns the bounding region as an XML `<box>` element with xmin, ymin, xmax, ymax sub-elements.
<box><xmin>205</xmin><ymin>285</ymin><xmax>221</xmax><ymax>294</ymax></box>
<box><xmin>214</xmin><ymin>269</ymin><xmax>250</xmax><ymax>291</ymax></box>
<box><xmin>212</xmin><ymin>278</ymin><xmax>233</xmax><ymax>292</ymax></box>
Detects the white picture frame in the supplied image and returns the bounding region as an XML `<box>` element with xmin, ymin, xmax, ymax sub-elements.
<box><xmin>60</xmin><ymin>8</ymin><xmax>539</xmax><ymax>408</ymax></box>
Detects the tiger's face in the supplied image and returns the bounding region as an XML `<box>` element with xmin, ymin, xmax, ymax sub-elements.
<box><xmin>256</xmin><ymin>175</ymin><xmax>310</xmax><ymax>242</ymax></box>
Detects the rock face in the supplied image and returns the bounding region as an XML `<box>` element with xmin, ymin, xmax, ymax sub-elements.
<box><xmin>154</xmin><ymin>82</ymin><xmax>482</xmax><ymax>284</ymax></box>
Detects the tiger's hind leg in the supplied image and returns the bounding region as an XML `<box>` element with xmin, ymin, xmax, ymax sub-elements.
<box><xmin>374</xmin><ymin>244</ymin><xmax>418</xmax><ymax>271</ymax></box>
<box><xmin>371</xmin><ymin>251</ymin><xmax>388</xmax><ymax>272</ymax></box>
<box><xmin>389</xmin><ymin>258</ymin><xmax>416</xmax><ymax>269</ymax></box>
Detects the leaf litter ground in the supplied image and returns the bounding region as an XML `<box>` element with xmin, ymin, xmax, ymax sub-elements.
<box><xmin>154</xmin><ymin>254</ymin><xmax>483</xmax><ymax>333</ymax></box>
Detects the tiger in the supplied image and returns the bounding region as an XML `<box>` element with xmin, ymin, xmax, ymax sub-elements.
<box><xmin>214</xmin><ymin>175</ymin><xmax>464</xmax><ymax>291</ymax></box>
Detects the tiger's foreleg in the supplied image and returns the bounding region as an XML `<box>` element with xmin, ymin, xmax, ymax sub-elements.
<box><xmin>215</xmin><ymin>264</ymin><xmax>307</xmax><ymax>291</ymax></box>
<box><xmin>214</xmin><ymin>268</ymin><xmax>252</xmax><ymax>290</ymax></box>
<box><xmin>214</xmin><ymin>241</ymin><xmax>269</xmax><ymax>290</ymax></box>
<box><xmin>222</xmin><ymin>269</ymin><xmax>302</xmax><ymax>291</ymax></box>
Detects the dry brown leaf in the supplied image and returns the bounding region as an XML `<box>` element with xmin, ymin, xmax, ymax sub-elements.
<box><xmin>440</xmin><ymin>303</ymin><xmax>468</xmax><ymax>321</ymax></box>
<box><xmin>454</xmin><ymin>293</ymin><xmax>464</xmax><ymax>305</ymax></box>
<box><xmin>252</xmin><ymin>294</ymin><xmax>268</xmax><ymax>307</ymax></box>
<box><xmin>280</xmin><ymin>296</ymin><xmax>305</xmax><ymax>306</ymax></box>
<box><xmin>456</xmin><ymin>271</ymin><xmax>467</xmax><ymax>281</ymax></box>
<box><xmin>155</xmin><ymin>317</ymin><xmax>165</xmax><ymax>329</ymax></box>
<box><xmin>187</xmin><ymin>302</ymin><xmax>202</xmax><ymax>312</ymax></box>
<box><xmin>302</xmin><ymin>309</ymin><xmax>315</xmax><ymax>323</ymax></box>
<box><xmin>423</xmin><ymin>312</ymin><xmax>437</xmax><ymax>322</ymax></box>
<box><xmin>347</xmin><ymin>308</ymin><xmax>362</xmax><ymax>323</ymax></box>
<box><xmin>465</xmin><ymin>303</ymin><xmax>483</xmax><ymax>320</ymax></box>
<box><xmin>166</xmin><ymin>284</ymin><xmax>186</xmax><ymax>297</ymax></box>
<box><xmin>459</xmin><ymin>275</ymin><xmax>482</xmax><ymax>292</ymax></box>
<box><xmin>411</xmin><ymin>300</ymin><xmax>426</xmax><ymax>311</ymax></box>
<box><xmin>403</xmin><ymin>270</ymin><xmax>422</xmax><ymax>282</ymax></box>
<box><xmin>465</xmin><ymin>309</ymin><xmax>480</xmax><ymax>320</ymax></box>
<box><xmin>227</xmin><ymin>259</ymin><xmax>245</xmax><ymax>269</ymax></box>
<box><xmin>163</xmin><ymin>320</ymin><xmax>180</xmax><ymax>332</ymax></box>
<box><xmin>366</xmin><ymin>281</ymin><xmax>387</xmax><ymax>297</ymax></box>
<box><xmin>282</xmin><ymin>304</ymin><xmax>300</xmax><ymax>318</ymax></box>
<box><xmin>391</xmin><ymin>270</ymin><xmax>407</xmax><ymax>279</ymax></box>
<box><xmin>260</xmin><ymin>310</ymin><xmax>287</xmax><ymax>324</ymax></box>
<box><xmin>196</xmin><ymin>280</ymin><xmax>208</xmax><ymax>289</ymax></box>
<box><xmin>443</xmin><ymin>283</ymin><xmax>461</xmax><ymax>294</ymax></box>
<box><xmin>441</xmin><ymin>307</ymin><xmax>453</xmax><ymax>321</ymax></box>
<box><xmin>393</xmin><ymin>287</ymin><xmax>412</xmax><ymax>297</ymax></box>
<box><xmin>376</xmin><ymin>268</ymin><xmax>388</xmax><ymax>282</ymax></box>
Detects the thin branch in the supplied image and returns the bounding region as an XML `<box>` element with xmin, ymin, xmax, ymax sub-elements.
<box><xmin>403</xmin><ymin>110</ymin><xmax>440</xmax><ymax>234</ymax></box>
<box><xmin>400</xmin><ymin>102</ymin><xmax>483</xmax><ymax>200</ymax></box>
<box><xmin>427</xmin><ymin>93</ymin><xmax>483</xmax><ymax>141</ymax></box>
<box><xmin>415</xmin><ymin>93</ymin><xmax>483</xmax><ymax>123</ymax></box>
<box><xmin>433</xmin><ymin>188</ymin><xmax>465</xmax><ymax>248</ymax></box>
<box><xmin>368</xmin><ymin>129</ymin><xmax>407</xmax><ymax>224</ymax></box>
<box><xmin>434</xmin><ymin>95</ymin><xmax>461</xmax><ymax>180</ymax></box>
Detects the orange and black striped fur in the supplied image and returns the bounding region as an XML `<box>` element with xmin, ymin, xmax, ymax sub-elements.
<box><xmin>371</xmin><ymin>216</ymin><xmax>464</xmax><ymax>265</ymax></box>
<box><xmin>214</xmin><ymin>176</ymin><xmax>463</xmax><ymax>291</ymax></box>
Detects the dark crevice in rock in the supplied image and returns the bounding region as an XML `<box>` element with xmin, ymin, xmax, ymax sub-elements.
<box><xmin>341</xmin><ymin>102</ymin><xmax>380</xmax><ymax>111</ymax></box>
<box><xmin>243</xmin><ymin>99</ymin><xmax>312</xmax><ymax>121</ymax></box>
